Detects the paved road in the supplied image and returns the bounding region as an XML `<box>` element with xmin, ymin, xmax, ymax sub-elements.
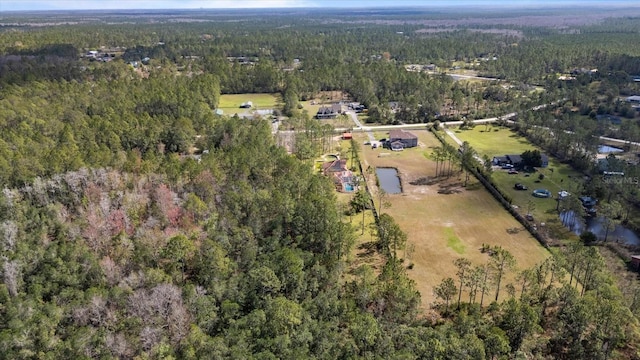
<box><xmin>597</xmin><ymin>136</ymin><xmax>640</xmax><ymax>147</ymax></box>
<box><xmin>336</xmin><ymin>112</ymin><xmax>518</xmax><ymax>134</ymax></box>
<box><xmin>287</xmin><ymin>98</ymin><xmax>639</xmax><ymax>153</ymax></box>
<box><xmin>440</xmin><ymin>112</ymin><xmax>518</xmax><ymax>127</ymax></box>
<box><xmin>448</xmin><ymin>73</ymin><xmax>501</xmax><ymax>82</ymax></box>
<box><xmin>345</xmin><ymin>111</ymin><xmax>375</xmax><ymax>142</ymax></box>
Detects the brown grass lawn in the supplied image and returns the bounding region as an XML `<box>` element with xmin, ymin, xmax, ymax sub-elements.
<box><xmin>357</xmin><ymin>130</ymin><xmax>550</xmax><ymax>307</ymax></box>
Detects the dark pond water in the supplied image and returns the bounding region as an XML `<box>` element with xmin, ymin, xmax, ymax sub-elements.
<box><xmin>376</xmin><ymin>167</ymin><xmax>402</xmax><ymax>194</ymax></box>
<box><xmin>560</xmin><ymin>211</ymin><xmax>640</xmax><ymax>246</ymax></box>
<box><xmin>598</xmin><ymin>145</ymin><xmax>624</xmax><ymax>154</ymax></box>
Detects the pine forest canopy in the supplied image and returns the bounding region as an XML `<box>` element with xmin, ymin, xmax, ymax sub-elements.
<box><xmin>0</xmin><ymin>7</ymin><xmax>640</xmax><ymax>359</ymax></box>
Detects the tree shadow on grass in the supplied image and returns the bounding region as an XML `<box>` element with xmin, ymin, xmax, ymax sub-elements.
<box><xmin>410</xmin><ymin>177</ymin><xmax>441</xmax><ymax>186</ymax></box>
<box><xmin>506</xmin><ymin>227</ymin><xmax>525</xmax><ymax>235</ymax></box>
<box><xmin>357</xmin><ymin>241</ymin><xmax>378</xmax><ymax>257</ymax></box>
<box><xmin>465</xmin><ymin>182</ymin><xmax>482</xmax><ymax>191</ymax></box>
<box><xmin>438</xmin><ymin>182</ymin><xmax>463</xmax><ymax>194</ymax></box>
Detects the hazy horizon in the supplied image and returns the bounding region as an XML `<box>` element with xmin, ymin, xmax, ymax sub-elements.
<box><xmin>2</xmin><ymin>0</ymin><xmax>639</xmax><ymax>12</ymax></box>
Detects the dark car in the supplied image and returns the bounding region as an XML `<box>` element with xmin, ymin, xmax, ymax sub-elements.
<box><xmin>514</xmin><ymin>183</ymin><xmax>527</xmax><ymax>191</ymax></box>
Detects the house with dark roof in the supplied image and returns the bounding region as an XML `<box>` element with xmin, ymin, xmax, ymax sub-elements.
<box><xmin>316</xmin><ymin>104</ymin><xmax>342</xmax><ymax>119</ymax></box>
<box><xmin>492</xmin><ymin>156</ymin><xmax>509</xmax><ymax>166</ymax></box>
<box><xmin>492</xmin><ymin>153</ymin><xmax>548</xmax><ymax>168</ymax></box>
<box><xmin>388</xmin><ymin>129</ymin><xmax>418</xmax><ymax>149</ymax></box>
<box><xmin>506</xmin><ymin>154</ymin><xmax>523</xmax><ymax>166</ymax></box>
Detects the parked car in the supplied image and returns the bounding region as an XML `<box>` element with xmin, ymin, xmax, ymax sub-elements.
<box><xmin>514</xmin><ymin>183</ymin><xmax>527</xmax><ymax>190</ymax></box>
<box><xmin>508</xmin><ymin>169</ymin><xmax>519</xmax><ymax>174</ymax></box>
<box><xmin>501</xmin><ymin>164</ymin><xmax>514</xmax><ymax>169</ymax></box>
<box><xmin>525</xmin><ymin>214</ymin><xmax>534</xmax><ymax>221</ymax></box>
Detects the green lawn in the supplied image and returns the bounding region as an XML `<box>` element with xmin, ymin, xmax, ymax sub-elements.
<box><xmin>218</xmin><ymin>93</ymin><xmax>281</xmax><ymax>114</ymax></box>
<box><xmin>444</xmin><ymin>227</ymin><xmax>466</xmax><ymax>255</ymax></box>
<box><xmin>453</xmin><ymin>125</ymin><xmax>534</xmax><ymax>156</ymax></box>
<box><xmin>299</xmin><ymin>100</ymin><xmax>322</xmax><ymax>116</ymax></box>
<box><xmin>454</xmin><ymin>125</ymin><xmax>583</xmax><ymax>236</ymax></box>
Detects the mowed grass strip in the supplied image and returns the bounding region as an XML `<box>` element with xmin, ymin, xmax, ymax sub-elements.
<box><xmin>445</xmin><ymin>227</ymin><xmax>466</xmax><ymax>255</ymax></box>
<box><xmin>358</xmin><ymin>129</ymin><xmax>550</xmax><ymax>306</ymax></box>
<box><xmin>218</xmin><ymin>93</ymin><xmax>281</xmax><ymax>112</ymax></box>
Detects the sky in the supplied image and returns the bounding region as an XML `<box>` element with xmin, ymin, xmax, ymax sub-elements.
<box><xmin>0</xmin><ymin>0</ymin><xmax>637</xmax><ymax>12</ymax></box>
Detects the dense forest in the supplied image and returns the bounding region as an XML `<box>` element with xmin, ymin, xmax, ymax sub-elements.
<box><xmin>1</xmin><ymin>7</ymin><xmax>640</xmax><ymax>359</ymax></box>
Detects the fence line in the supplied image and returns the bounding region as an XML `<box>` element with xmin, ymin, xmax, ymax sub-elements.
<box><xmin>430</xmin><ymin>128</ymin><xmax>549</xmax><ymax>248</ymax></box>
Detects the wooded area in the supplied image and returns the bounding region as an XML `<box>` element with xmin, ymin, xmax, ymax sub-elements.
<box><xmin>1</xmin><ymin>7</ymin><xmax>640</xmax><ymax>359</ymax></box>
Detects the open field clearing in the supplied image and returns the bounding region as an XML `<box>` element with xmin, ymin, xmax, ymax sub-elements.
<box><xmin>299</xmin><ymin>100</ymin><xmax>322</xmax><ymax>117</ymax></box>
<box><xmin>452</xmin><ymin>125</ymin><xmax>583</xmax><ymax>237</ymax></box>
<box><xmin>449</xmin><ymin>124</ymin><xmax>534</xmax><ymax>155</ymax></box>
<box><xmin>217</xmin><ymin>93</ymin><xmax>281</xmax><ymax>115</ymax></box>
<box><xmin>356</xmin><ymin>130</ymin><xmax>550</xmax><ymax>306</ymax></box>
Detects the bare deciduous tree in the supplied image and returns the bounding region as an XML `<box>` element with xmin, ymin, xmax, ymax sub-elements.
<box><xmin>2</xmin><ymin>257</ymin><xmax>20</xmax><ymax>297</ymax></box>
<box><xmin>128</xmin><ymin>283</ymin><xmax>190</xmax><ymax>344</ymax></box>
<box><xmin>1</xmin><ymin>220</ymin><xmax>17</xmax><ymax>252</ymax></box>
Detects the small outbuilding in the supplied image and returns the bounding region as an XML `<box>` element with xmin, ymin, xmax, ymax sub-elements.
<box><xmin>493</xmin><ymin>153</ymin><xmax>548</xmax><ymax>168</ymax></box>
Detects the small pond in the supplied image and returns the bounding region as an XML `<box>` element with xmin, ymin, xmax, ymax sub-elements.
<box><xmin>560</xmin><ymin>210</ymin><xmax>640</xmax><ymax>246</ymax></box>
<box><xmin>598</xmin><ymin>145</ymin><xmax>624</xmax><ymax>154</ymax></box>
<box><xmin>376</xmin><ymin>167</ymin><xmax>402</xmax><ymax>194</ymax></box>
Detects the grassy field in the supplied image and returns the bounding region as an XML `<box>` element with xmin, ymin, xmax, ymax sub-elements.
<box><xmin>299</xmin><ymin>100</ymin><xmax>322</xmax><ymax>116</ymax></box>
<box><xmin>451</xmin><ymin>124</ymin><xmax>534</xmax><ymax>155</ymax></box>
<box><xmin>453</xmin><ymin>125</ymin><xmax>583</xmax><ymax>237</ymax></box>
<box><xmin>357</xmin><ymin>129</ymin><xmax>550</xmax><ymax>306</ymax></box>
<box><xmin>217</xmin><ymin>93</ymin><xmax>281</xmax><ymax>115</ymax></box>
